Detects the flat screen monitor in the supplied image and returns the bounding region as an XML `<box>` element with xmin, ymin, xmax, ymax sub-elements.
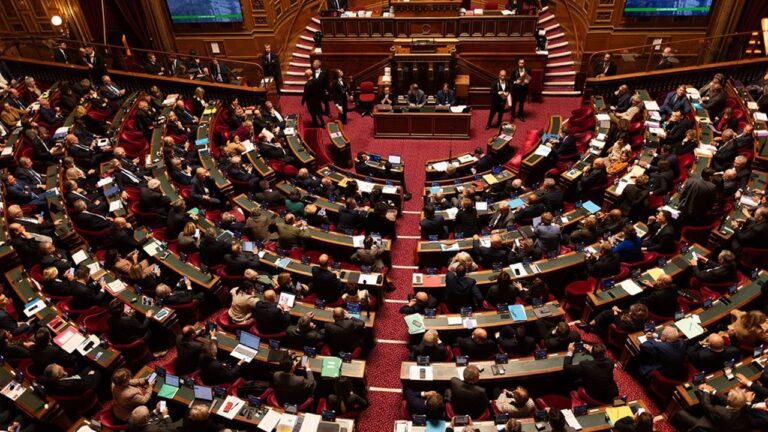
<box><xmin>623</xmin><ymin>0</ymin><xmax>713</xmax><ymax>17</ymax></box>
<box><xmin>166</xmin><ymin>0</ymin><xmax>244</xmax><ymax>24</ymax></box>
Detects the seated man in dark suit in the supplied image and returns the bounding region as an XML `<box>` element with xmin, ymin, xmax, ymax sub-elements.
<box><xmin>39</xmin><ymin>363</ymin><xmax>101</xmax><ymax>396</ymax></box>
<box><xmin>471</xmin><ymin>234</ymin><xmax>510</xmax><ymax>268</ymax></box>
<box><xmin>445</xmin><ymin>264</ymin><xmax>484</xmax><ymax>313</ymax></box>
<box><xmin>406</xmin><ymin>83</ymin><xmax>426</xmax><ymax>107</ymax></box>
<box><xmin>537</xmin><ymin>320</ymin><xmax>580</xmax><ymax>352</ymax></box>
<box><xmin>311</xmin><ymin>254</ymin><xmax>344</xmax><ymax>303</ymax></box>
<box><xmin>324</xmin><ymin>307</ymin><xmax>365</xmax><ymax>355</ymax></box>
<box><xmin>658</xmin><ymin>110</ymin><xmax>693</xmax><ymax>146</ymax></box>
<box><xmin>639</xmin><ymin>274</ymin><xmax>678</xmax><ymax>318</ymax></box>
<box><xmin>711</xmin><ymin>129</ymin><xmax>739</xmax><ymax>171</ymax></box>
<box><xmin>72</xmin><ymin>199</ymin><xmax>112</xmax><ymax>231</ymax></box>
<box><xmin>3</xmin><ymin>174</ymin><xmax>46</xmax><ymax>211</ymax></box>
<box><xmin>537</xmin><ymin>178</ymin><xmax>565</xmax><ymax>213</ymax></box>
<box><xmin>222</xmin><ymin>243</ymin><xmax>259</xmax><ymax>276</ymax></box>
<box><xmin>6</xmin><ymin>205</ymin><xmax>56</xmax><ymax>238</ymax></box>
<box><xmin>576</xmin><ymin>158</ymin><xmax>607</xmax><ymax>194</ymax></box>
<box><xmin>273</xmin><ymin>357</ymin><xmax>316</xmax><ymax>405</ymax></box>
<box><xmin>642</xmin><ymin>210</ymin><xmax>677</xmax><ymax>254</ymax></box>
<box><xmin>29</xmin><ymin>328</ymin><xmax>78</xmax><ymax>375</ymax></box>
<box><xmin>199</xmin><ymin>340</ymin><xmax>243</xmax><ymax>386</ymax></box>
<box><xmin>110</xmin><ymin>217</ymin><xmax>140</xmax><ymax>256</ymax></box>
<box><xmin>420</xmin><ymin>205</ymin><xmax>447</xmax><ymax>239</ymax></box>
<box><xmin>445</xmin><ymin>365</ymin><xmax>489</xmax><ymax>418</ymax></box>
<box><xmin>399</xmin><ymin>292</ymin><xmax>439</xmax><ymax>315</ymax></box>
<box><xmin>39</xmin><ymin>241</ymin><xmax>72</xmax><ymax>275</ymax></box>
<box><xmin>69</xmin><ymin>266</ymin><xmax>107</xmax><ymax>310</ymax></box>
<box><xmin>285</xmin><ymin>314</ymin><xmax>325</xmax><ymax>349</ymax></box>
<box><xmin>106</xmin><ymin>298</ymin><xmax>151</xmax><ymax>345</ymax></box>
<box><xmin>675</xmin><ymin>386</ymin><xmax>752</xmax><ymax>432</ymax></box>
<box><xmin>410</xmin><ymin>329</ymin><xmax>449</xmax><ymax>362</ymax></box>
<box><xmin>686</xmin><ymin>333</ymin><xmax>740</xmax><ymax>372</ymax></box>
<box><xmin>585</xmin><ymin>242</ymin><xmax>622</xmax><ymax>278</ymax></box>
<box><xmin>14</xmin><ymin>157</ymin><xmax>44</xmax><ymax>188</ymax></box>
<box><xmin>253</xmin><ymin>290</ymin><xmax>291</xmax><ymax>335</ymax></box>
<box><xmin>405</xmin><ymin>388</ymin><xmax>446</xmax><ymax>420</ymax></box>
<box><xmin>98</xmin><ymin>75</ymin><xmax>126</xmax><ymax>102</ymax></box>
<box><xmin>199</xmin><ymin>228</ymin><xmax>229</xmax><ymax>267</ymax></box>
<box><xmin>139</xmin><ymin>179</ymin><xmax>171</xmax><ymax>217</ymax></box>
<box><xmin>191</xmin><ymin>168</ymin><xmax>223</xmax><ymax>208</ymax></box>
<box><xmin>155</xmin><ymin>283</ymin><xmax>202</xmax><ymax>308</ymax></box>
<box><xmin>337</xmin><ymin>198</ymin><xmax>366</xmax><ymax>233</ymax></box>
<box><xmin>174</xmin><ymin>326</ymin><xmax>207</xmax><ymax>376</ymax></box>
<box><xmin>635</xmin><ymin>326</ymin><xmax>688</xmax><ymax>381</ymax></box>
<box><xmin>133</xmin><ymin>100</ymin><xmax>155</xmax><ymax>140</ymax></box>
<box><xmin>435</xmin><ymin>83</ymin><xmax>456</xmax><ymax>106</ymax></box>
<box><xmin>659</xmin><ymin>85</ymin><xmax>691</xmax><ymax>117</ymax></box>
<box><xmin>111</xmin><ymin>159</ymin><xmax>147</xmax><ymax>189</ymax></box>
<box><xmin>731</xmin><ymin>207</ymin><xmax>768</xmax><ymax>252</ymax></box>
<box><xmin>456</xmin><ymin>328</ymin><xmax>497</xmax><ymax>360</ymax></box>
<box><xmin>564</xmin><ymin>343</ymin><xmax>619</xmax><ymax>404</ymax></box>
<box><xmin>689</xmin><ymin>249</ymin><xmax>738</xmax><ymax>285</ymax></box>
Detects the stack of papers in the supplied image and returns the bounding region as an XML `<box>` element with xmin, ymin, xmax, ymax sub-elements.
<box><xmin>443</xmin><ymin>208</ymin><xmax>459</xmax><ymax>220</ymax></box>
<box><xmin>1</xmin><ymin>381</ymin><xmax>24</xmax><ymax>401</ymax></box>
<box><xmin>562</xmin><ymin>409</ymin><xmax>583</xmax><ymax>430</ymax></box>
<box><xmin>382</xmin><ymin>185</ymin><xmax>398</xmax><ymax>194</ymax></box>
<box><xmin>23</xmin><ymin>298</ymin><xmax>45</xmax><ymax>317</ymax></box>
<box><xmin>275</xmin><ymin>258</ymin><xmax>292</xmax><ymax>269</ymax></box>
<box><xmin>755</xmin><ymin>112</ymin><xmax>768</xmax><ymax>122</ymax></box>
<box><xmin>533</xmin><ymin>145</ymin><xmax>552</xmax><ymax>157</ymax></box>
<box><xmin>676</xmin><ymin>315</ymin><xmax>705</xmax><ymax>339</ymax></box>
<box><xmin>646</xmin><ymin>268</ymin><xmax>666</xmax><ymax>281</ymax></box>
<box><xmin>277</xmin><ymin>413</ymin><xmax>298</xmax><ymax>432</ymax></box>
<box><xmin>358</xmin><ymin>274</ymin><xmax>379</xmax><ymax>285</ymax></box>
<box><xmin>430</xmin><ymin>162</ymin><xmax>449</xmax><ymax>172</ymax></box>
<box><xmin>352</xmin><ymin>235</ymin><xmax>365</xmax><ymax>248</ymax></box>
<box><xmin>257</xmin><ymin>409</ymin><xmax>282</xmax><ymax>431</ymax></box>
<box><xmin>440</xmin><ymin>243</ymin><xmax>459</xmax><ymax>252</ymax></box>
<box><xmin>54</xmin><ymin>327</ymin><xmax>86</xmax><ymax>354</ymax></box>
<box><xmin>643</xmin><ymin>101</ymin><xmax>660</xmax><ymax>111</ymax></box>
<box><xmin>617</xmin><ymin>279</ymin><xmax>643</xmax><ymax>296</ymax></box>
<box><xmin>298</xmin><ymin>413</ymin><xmax>321</xmax><ymax>432</ymax></box>
<box><xmin>106</xmin><ymin>279</ymin><xmax>127</xmax><ymax>295</ymax></box>
<box><xmin>482</xmin><ymin>173</ymin><xmax>499</xmax><ymax>185</ymax></box>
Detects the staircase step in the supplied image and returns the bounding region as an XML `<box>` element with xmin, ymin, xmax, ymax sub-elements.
<box><xmin>538</xmin><ymin>14</ymin><xmax>554</xmax><ymax>24</ymax></box>
<box><xmin>296</xmin><ymin>43</ymin><xmax>313</xmax><ymax>51</ymax></box>
<box><xmin>547</xmin><ymin>32</ymin><xmax>565</xmax><ymax>41</ymax></box>
<box><xmin>306</xmin><ymin>25</ymin><xmax>320</xmax><ymax>33</ymax></box>
<box><xmin>543</xmin><ymin>23</ymin><xmax>560</xmax><ymax>32</ymax></box>
<box><xmin>548</xmin><ymin>50</ymin><xmax>572</xmax><ymax>59</ymax></box>
<box><xmin>548</xmin><ymin>41</ymin><xmax>568</xmax><ymax>49</ymax></box>
<box><xmin>289</xmin><ymin>61</ymin><xmax>311</xmax><ymax>68</ymax></box>
<box><xmin>312</xmin><ymin>17</ymin><xmax>321</xmax><ymax>24</ymax></box>
<box><xmin>287</xmin><ymin>70</ymin><xmax>305</xmax><ymax>77</ymax></box>
<box><xmin>540</xmin><ymin>5</ymin><xmax>549</xmax><ymax>12</ymax></box>
<box><xmin>543</xmin><ymin>80</ymin><xmax>576</xmax><ymax>86</ymax></box>
<box><xmin>547</xmin><ymin>60</ymin><xmax>575</xmax><ymax>68</ymax></box>
<box><xmin>545</xmin><ymin>70</ymin><xmax>576</xmax><ymax>77</ymax></box>
<box><xmin>285</xmin><ymin>79</ymin><xmax>306</xmax><ymax>85</ymax></box>
<box><xmin>542</xmin><ymin>90</ymin><xmax>581</xmax><ymax>96</ymax></box>
<box><xmin>300</xmin><ymin>34</ymin><xmax>315</xmax><ymax>42</ymax></box>
<box><xmin>282</xmin><ymin>88</ymin><xmax>304</xmax><ymax>94</ymax></box>
<box><xmin>293</xmin><ymin>52</ymin><xmax>311</xmax><ymax>59</ymax></box>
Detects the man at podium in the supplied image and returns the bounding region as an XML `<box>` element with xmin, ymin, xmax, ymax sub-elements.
<box><xmin>436</xmin><ymin>83</ymin><xmax>456</xmax><ymax>107</ymax></box>
<box><xmin>407</xmin><ymin>84</ymin><xmax>426</xmax><ymax>108</ymax></box>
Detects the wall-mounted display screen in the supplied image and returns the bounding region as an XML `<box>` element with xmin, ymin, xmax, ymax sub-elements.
<box><xmin>623</xmin><ymin>0</ymin><xmax>713</xmax><ymax>17</ymax></box>
<box><xmin>166</xmin><ymin>0</ymin><xmax>244</xmax><ymax>24</ymax></box>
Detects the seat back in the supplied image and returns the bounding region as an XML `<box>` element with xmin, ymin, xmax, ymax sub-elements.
<box><xmin>360</xmin><ymin>81</ymin><xmax>375</xmax><ymax>93</ymax></box>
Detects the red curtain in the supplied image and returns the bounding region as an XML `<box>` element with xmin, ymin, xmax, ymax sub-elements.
<box><xmin>78</xmin><ymin>0</ymin><xmax>106</xmax><ymax>44</ymax></box>
<box><xmin>113</xmin><ymin>0</ymin><xmax>153</xmax><ymax>50</ymax></box>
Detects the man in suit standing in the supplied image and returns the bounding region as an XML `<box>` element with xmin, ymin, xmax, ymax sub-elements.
<box><xmin>436</xmin><ymin>83</ymin><xmax>456</xmax><ymax>106</ymax></box>
<box><xmin>533</xmin><ymin>212</ymin><xmax>561</xmax><ymax>256</ymax></box>
<box><xmin>593</xmin><ymin>53</ymin><xmax>617</xmax><ymax>77</ymax></box>
<box><xmin>311</xmin><ymin>59</ymin><xmax>330</xmax><ymax>116</ymax></box>
<box><xmin>81</xmin><ymin>45</ymin><xmax>107</xmax><ymax>82</ymax></box>
<box><xmin>642</xmin><ymin>210</ymin><xmax>677</xmax><ymax>254</ymax></box>
<box><xmin>331</xmin><ymin>69</ymin><xmax>351</xmax><ymax>124</ymax></box>
<box><xmin>445</xmin><ymin>365</ymin><xmax>489</xmax><ymax>418</ymax></box>
<box><xmin>510</xmin><ymin>59</ymin><xmax>530</xmax><ymax>122</ymax></box>
<box><xmin>324</xmin><ymin>307</ymin><xmax>365</xmax><ymax>354</ymax></box>
<box><xmin>53</xmin><ymin>41</ymin><xmax>69</xmax><ymax>64</ymax></box>
<box><xmin>144</xmin><ymin>54</ymin><xmax>164</xmax><ymax>75</ymax></box>
<box><xmin>261</xmin><ymin>44</ymin><xmax>282</xmax><ymax>92</ymax></box>
<box><xmin>564</xmin><ymin>343</ymin><xmax>618</xmax><ymax>403</ymax></box>
<box><xmin>273</xmin><ymin>357</ymin><xmax>316</xmax><ymax>405</ymax></box>
<box><xmin>487</xmin><ymin>69</ymin><xmax>509</xmax><ymax>129</ymax></box>
<box><xmin>656</xmin><ymin>47</ymin><xmax>677</xmax><ymax>70</ymax></box>
<box><xmin>445</xmin><ymin>264</ymin><xmax>484</xmax><ymax>312</ymax></box>
<box><xmin>301</xmin><ymin>69</ymin><xmax>324</xmax><ymax>127</ymax></box>
<box><xmin>678</xmin><ymin>168</ymin><xmax>716</xmax><ymax>225</ymax></box>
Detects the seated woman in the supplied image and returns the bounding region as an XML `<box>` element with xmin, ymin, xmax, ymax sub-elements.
<box><xmin>485</xmin><ymin>271</ymin><xmax>519</xmax><ymax>307</ymax></box>
<box><xmin>177</xmin><ymin>222</ymin><xmax>200</xmax><ymax>254</ymax></box>
<box><xmin>111</xmin><ymin>368</ymin><xmax>152</xmax><ymax>423</ymax></box>
<box><xmin>606</xmin><ymin>149</ymin><xmax>632</xmax><ymax>176</ymax></box>
<box><xmin>517</xmin><ymin>277</ymin><xmax>550</xmax><ymax>305</ymax></box>
<box><xmin>605</xmin><ymin>139</ymin><xmax>631</xmax><ymax>165</ymax></box>
<box><xmin>103</xmin><ymin>249</ymin><xmax>153</xmax><ymax>279</ymax></box>
<box><xmin>284</xmin><ymin>189</ymin><xmax>305</xmax><ymax>217</ymax></box>
<box><xmin>271</xmin><ymin>271</ymin><xmax>309</xmax><ymax>296</ymax></box>
<box><xmin>228</xmin><ymin>282</ymin><xmax>258</xmax><ymax>324</ymax></box>
<box><xmin>41</xmin><ymin>266</ymin><xmax>73</xmax><ymax>297</ymax></box>
<box><xmin>713</xmin><ymin>107</ymin><xmax>739</xmax><ymax>134</ymax></box>
<box><xmin>494</xmin><ymin>386</ymin><xmax>536</xmax><ymax>418</ymax></box>
<box><xmin>448</xmin><ymin>251</ymin><xmax>479</xmax><ymax>273</ymax></box>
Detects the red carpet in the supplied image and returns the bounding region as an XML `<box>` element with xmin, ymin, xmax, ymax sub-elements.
<box><xmin>278</xmin><ymin>95</ymin><xmax>674</xmax><ymax>432</ymax></box>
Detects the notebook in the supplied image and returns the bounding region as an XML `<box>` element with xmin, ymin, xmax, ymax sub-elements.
<box><xmin>230</xmin><ymin>332</ymin><xmax>260</xmax><ymax>362</ymax></box>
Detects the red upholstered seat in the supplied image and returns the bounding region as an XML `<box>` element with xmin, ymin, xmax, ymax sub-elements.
<box><xmin>445</xmin><ymin>402</ymin><xmax>490</xmax><ymax>421</ymax></box>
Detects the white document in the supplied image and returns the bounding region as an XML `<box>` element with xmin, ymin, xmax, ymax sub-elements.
<box><xmin>72</xmin><ymin>249</ymin><xmax>88</xmax><ymax>265</ymax></box>
<box><xmin>458</xmin><ymin>154</ymin><xmax>476</xmax><ymax>164</ymax></box>
<box><xmin>447</xmin><ymin>316</ymin><xmax>462</xmax><ymax>325</ymax></box>
<box><xmin>649</xmin><ymin>111</ymin><xmax>662</xmax><ymax>121</ymax></box>
<box><xmin>86</xmin><ymin>262</ymin><xmax>101</xmax><ymax>275</ymax></box>
<box><xmin>143</xmin><ymin>240</ymin><xmax>162</xmax><ymax>257</ymax></box>
<box><xmin>596</xmin><ymin>114</ymin><xmax>610</xmax><ymax>122</ymax></box>
<box><xmin>217</xmin><ymin>396</ymin><xmax>245</xmax><ymax>421</ymax></box>
<box><xmin>443</xmin><ymin>207</ymin><xmax>459</xmax><ymax>220</ymax></box>
<box><xmin>277</xmin><ymin>413</ymin><xmax>298</xmax><ymax>432</ymax></box>
<box><xmin>109</xmin><ymin>200</ymin><xmax>122</xmax><ymax>212</ymax></box>
<box><xmin>382</xmin><ymin>185</ymin><xmax>398</xmax><ymax>194</ymax></box>
<box><xmin>649</xmin><ymin>127</ymin><xmax>664</xmax><ymax>136</ymax></box>
<box><xmin>284</xmin><ymin>127</ymin><xmax>295</xmax><ymax>136</ymax></box>
<box><xmin>357</xmin><ymin>181</ymin><xmax>374</xmax><ymax>194</ymax></box>
<box><xmin>1</xmin><ymin>381</ymin><xmax>24</xmax><ymax>401</ymax></box>
<box><xmin>1</xmin><ymin>146</ymin><xmax>13</xmax><ymax>156</ymax></box>
<box><xmin>661</xmin><ymin>205</ymin><xmax>680</xmax><ymax>219</ymax></box>
<box><xmin>479</xmin><ymin>237</ymin><xmax>491</xmax><ymax>248</ymax></box>
<box><xmin>618</xmin><ymin>279</ymin><xmax>643</xmax><ymax>296</ymax></box>
<box><xmin>352</xmin><ymin>235</ymin><xmax>365</xmax><ymax>248</ymax></box>
<box><xmin>747</xmin><ymin>101</ymin><xmax>759</xmax><ymax>110</ymax></box>
<box><xmin>59</xmin><ymin>330</ymin><xmax>86</xmax><ymax>354</ymax></box>
<box><xmin>533</xmin><ymin>145</ymin><xmax>552</xmax><ymax>157</ymax></box>
<box><xmin>241</xmin><ymin>140</ymin><xmax>254</xmax><ymax>153</ymax></box>
<box><xmin>456</xmin><ymin>367</ymin><xmax>466</xmax><ymax>378</ymax></box>
<box><xmin>740</xmin><ymin>194</ymin><xmax>759</xmax><ymax>208</ymax></box>
<box><xmin>299</xmin><ymin>413</ymin><xmax>322</xmax><ymax>432</ymax></box>
<box><xmin>755</xmin><ymin>112</ymin><xmax>768</xmax><ymax>122</ymax></box>
<box><xmin>358</xmin><ymin>274</ymin><xmax>379</xmax><ymax>285</ymax></box>
<box><xmin>23</xmin><ymin>298</ymin><xmax>45</xmax><ymax>317</ymax></box>
<box><xmin>96</xmin><ymin>177</ymin><xmax>113</xmax><ymax>188</ymax></box>
<box><xmin>409</xmin><ymin>365</ymin><xmax>433</xmax><ymax>381</ymax></box>
<box><xmin>440</xmin><ymin>243</ymin><xmax>460</xmax><ymax>252</ymax></box>
<box><xmin>643</xmin><ymin>101</ymin><xmax>660</xmax><ymax>111</ymax></box>
<box><xmin>278</xmin><ymin>292</ymin><xmax>296</xmax><ymax>309</ymax></box>
<box><xmin>615</xmin><ymin>180</ymin><xmax>629</xmax><ymax>195</ymax></box>
<box><xmin>475</xmin><ymin>202</ymin><xmax>488</xmax><ymax>211</ymax></box>
<box><xmin>562</xmin><ymin>409</ymin><xmax>583</xmax><ymax>430</ymax></box>
<box><xmin>463</xmin><ymin>318</ymin><xmax>477</xmax><ymax>329</ymax></box>
<box><xmin>106</xmin><ymin>279</ymin><xmax>126</xmax><ymax>295</ymax></box>
<box><xmin>676</xmin><ymin>315</ymin><xmax>705</xmax><ymax>340</ymax></box>
<box><xmin>431</xmin><ymin>162</ymin><xmax>449</xmax><ymax>172</ymax></box>
<box><xmin>509</xmin><ymin>263</ymin><xmax>528</xmax><ymax>278</ymax></box>
<box><xmin>76</xmin><ymin>334</ymin><xmax>101</xmax><ymax>355</ymax></box>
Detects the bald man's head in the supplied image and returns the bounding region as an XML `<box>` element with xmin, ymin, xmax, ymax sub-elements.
<box><xmin>656</xmin><ymin>274</ymin><xmax>673</xmax><ymax>287</ymax></box>
<box><xmin>706</xmin><ymin>333</ymin><xmax>725</xmax><ymax>352</ymax></box>
<box><xmin>264</xmin><ymin>289</ymin><xmax>277</xmax><ymax>303</ymax></box>
<box><xmin>423</xmin><ymin>329</ymin><xmax>439</xmax><ymax>346</ymax></box>
<box><xmin>415</xmin><ymin>292</ymin><xmax>428</xmax><ymax>303</ymax></box>
<box><xmin>319</xmin><ymin>254</ymin><xmax>330</xmax><ymax>267</ymax></box>
<box><xmin>472</xmin><ymin>328</ymin><xmax>488</xmax><ymax>342</ymax></box>
<box><xmin>333</xmin><ymin>307</ymin><xmax>345</xmax><ymax>321</ymax></box>
<box><xmin>660</xmin><ymin>326</ymin><xmax>679</xmax><ymax>343</ymax></box>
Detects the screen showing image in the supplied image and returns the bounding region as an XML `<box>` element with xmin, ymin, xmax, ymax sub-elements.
<box><xmin>624</xmin><ymin>0</ymin><xmax>713</xmax><ymax>17</ymax></box>
<box><xmin>166</xmin><ymin>0</ymin><xmax>244</xmax><ymax>23</ymax></box>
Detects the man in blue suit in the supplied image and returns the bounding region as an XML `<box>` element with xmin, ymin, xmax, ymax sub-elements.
<box><xmin>635</xmin><ymin>326</ymin><xmax>687</xmax><ymax>382</ymax></box>
<box><xmin>3</xmin><ymin>175</ymin><xmax>46</xmax><ymax>211</ymax></box>
<box><xmin>436</xmin><ymin>83</ymin><xmax>456</xmax><ymax>106</ymax></box>
<box><xmin>659</xmin><ymin>85</ymin><xmax>691</xmax><ymax>117</ymax></box>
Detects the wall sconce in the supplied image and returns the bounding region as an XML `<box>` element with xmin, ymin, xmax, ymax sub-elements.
<box><xmin>51</xmin><ymin>15</ymin><xmax>63</xmax><ymax>27</ymax></box>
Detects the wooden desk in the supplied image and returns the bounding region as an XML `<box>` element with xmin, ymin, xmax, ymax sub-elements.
<box><xmin>317</xmin><ymin>165</ymin><xmax>404</xmax><ymax>210</ymax></box>
<box><xmin>401</xmin><ymin>351</ymin><xmax>591</xmax><ymax>382</ymax></box>
<box><xmin>418</xmin><ymin>301</ymin><xmax>564</xmax><ymax>332</ymax></box>
<box><xmin>197</xmin><ymin>326</ymin><xmax>366</xmax><ymax>379</ymax></box>
<box><xmin>487</xmin><ymin>123</ymin><xmax>517</xmax><ymax>154</ymax></box>
<box><xmin>284</xmin><ymin>115</ymin><xmax>316</xmax><ymax>167</ymax></box>
<box><xmin>391</xmin><ymin>0</ymin><xmax>461</xmax><ymax>17</ymax></box>
<box><xmin>0</xmin><ymin>363</ymin><xmax>68</xmax><ymax>428</ymax></box>
<box><xmin>327</xmin><ymin>121</ymin><xmax>352</xmax><ymax>164</ymax></box>
<box><xmin>519</xmin><ymin>115</ymin><xmax>562</xmax><ymax>181</ymax></box>
<box><xmin>425</xmin><ymin>152</ymin><xmax>478</xmax><ymax>179</ymax></box>
<box><xmin>373</xmin><ymin>107</ymin><xmax>471</xmax><ymax>139</ymax></box>
<box><xmin>423</xmin><ymin>169</ymin><xmax>514</xmax><ymax>198</ymax></box>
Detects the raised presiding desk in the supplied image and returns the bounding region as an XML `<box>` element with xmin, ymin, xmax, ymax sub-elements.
<box><xmin>373</xmin><ymin>106</ymin><xmax>471</xmax><ymax>139</ymax></box>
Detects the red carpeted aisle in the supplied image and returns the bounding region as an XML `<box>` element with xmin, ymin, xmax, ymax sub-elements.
<box><xmin>279</xmin><ymin>95</ymin><xmax>675</xmax><ymax>431</ymax></box>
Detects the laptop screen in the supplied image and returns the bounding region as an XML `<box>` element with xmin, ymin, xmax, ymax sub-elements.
<box><xmin>165</xmin><ymin>374</ymin><xmax>180</xmax><ymax>387</ymax></box>
<box><xmin>242</xmin><ymin>241</ymin><xmax>255</xmax><ymax>253</ymax></box>
<box><xmin>239</xmin><ymin>331</ymin><xmax>260</xmax><ymax>349</ymax></box>
<box><xmin>388</xmin><ymin>155</ymin><xmax>401</xmax><ymax>164</ymax></box>
<box><xmin>193</xmin><ymin>385</ymin><xmax>213</xmax><ymax>400</ymax></box>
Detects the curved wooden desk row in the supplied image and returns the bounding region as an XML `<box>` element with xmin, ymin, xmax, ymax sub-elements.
<box><xmin>396</xmin><ymin>401</ymin><xmax>647</xmax><ymax>432</ymax></box>
<box><xmin>317</xmin><ymin>165</ymin><xmax>404</xmax><ymax>209</ymax></box>
<box><xmin>423</xmin><ymin>168</ymin><xmax>515</xmax><ymax>198</ymax></box>
<box><xmin>0</xmin><ymin>362</ymin><xmax>64</xmax><ymax>426</ymax></box>
<box><xmin>426</xmin><ymin>152</ymin><xmax>480</xmax><ymax>177</ymax></box>
<box><xmin>4</xmin><ymin>266</ymin><xmax>121</xmax><ymax>371</ymax></box>
<box><xmin>727</xmin><ymin>83</ymin><xmax>768</xmax><ymax>165</ymax></box>
<box><xmin>711</xmin><ymin>170</ymin><xmax>768</xmax><ymax>244</ymax></box>
<box><xmin>327</xmin><ymin>120</ymin><xmax>352</xmax><ymax>163</ymax></box>
<box><xmin>413</xmin><ymin>301</ymin><xmax>564</xmax><ymax>332</ymax></box>
<box><xmin>416</xmin><ymin>205</ymin><xmax>592</xmax><ymax>258</ymax></box>
<box><xmin>135</xmin><ymin>366</ymin><xmax>355</xmax><ymax>430</ymax></box>
<box><xmin>192</xmin><ymin>323</ymin><xmax>366</xmax><ymax>379</ymax></box>
<box><xmin>584</xmin><ymin>244</ymin><xmax>710</xmax><ymax>319</ymax></box>
<box><xmin>519</xmin><ymin>115</ymin><xmax>564</xmax><ymax>177</ymax></box>
<box><xmin>401</xmin><ymin>351</ymin><xmax>591</xmax><ymax>383</ymax></box>
<box><xmin>621</xmin><ymin>272</ymin><xmax>768</xmax><ymax>366</ymax></box>
<box><xmin>1</xmin><ymin>83</ymin><xmax>61</xmax><ymax>163</ymax></box>
<box><xmin>487</xmin><ymin>122</ymin><xmax>517</xmax><ymax>154</ymax></box>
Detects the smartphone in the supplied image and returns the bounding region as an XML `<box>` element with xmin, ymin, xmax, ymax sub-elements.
<box><xmin>159</xmin><ymin>401</ymin><xmax>167</xmax><ymax>411</ymax></box>
<box><xmin>147</xmin><ymin>372</ymin><xmax>157</xmax><ymax>384</ymax></box>
<box><xmin>300</xmin><ymin>355</ymin><xmax>308</xmax><ymax>368</ymax></box>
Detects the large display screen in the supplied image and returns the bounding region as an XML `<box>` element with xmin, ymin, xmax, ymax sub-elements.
<box><xmin>166</xmin><ymin>0</ymin><xmax>244</xmax><ymax>24</ymax></box>
<box><xmin>623</xmin><ymin>0</ymin><xmax>713</xmax><ymax>17</ymax></box>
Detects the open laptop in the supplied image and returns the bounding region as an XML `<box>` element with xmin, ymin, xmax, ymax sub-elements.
<box><xmin>193</xmin><ymin>385</ymin><xmax>213</xmax><ymax>402</ymax></box>
<box><xmin>230</xmin><ymin>331</ymin><xmax>260</xmax><ymax>362</ymax></box>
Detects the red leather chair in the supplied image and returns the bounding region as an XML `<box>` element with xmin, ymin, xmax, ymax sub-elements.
<box><xmin>570</xmin><ymin>388</ymin><xmax>606</xmax><ymax>407</ymax></box>
<box><xmin>105</xmin><ymin>336</ymin><xmax>152</xmax><ymax>371</ymax></box>
<box><xmin>316</xmin><ymin>398</ymin><xmax>361</xmax><ymax>419</ymax></box>
<box><xmin>94</xmin><ymin>401</ymin><xmax>129</xmax><ymax>431</ymax></box>
<box><xmin>50</xmin><ymin>388</ymin><xmax>100</xmax><ymax>418</ymax></box>
<box><xmin>563</xmin><ymin>277</ymin><xmax>596</xmax><ymax>312</ymax></box>
<box><xmin>215</xmin><ymin>312</ymin><xmax>255</xmax><ymax>332</ymax></box>
<box><xmin>72</xmin><ymin>226</ymin><xmax>112</xmax><ymax>248</ymax></box>
<box><xmin>249</xmin><ymin>324</ymin><xmax>287</xmax><ymax>340</ymax></box>
<box><xmin>623</xmin><ymin>251</ymin><xmax>658</xmax><ymax>272</ymax></box>
<box><xmin>77</xmin><ymin>308</ymin><xmax>110</xmax><ymax>334</ymax></box>
<box><xmin>606</xmin><ymin>323</ymin><xmax>630</xmax><ymax>352</ymax></box>
<box><xmin>648</xmin><ymin>369</ymin><xmax>686</xmax><ymax>406</ymax></box>
<box><xmin>484</xmin><ymin>0</ymin><xmax>498</xmax><ymax>9</ymax></box>
<box><xmin>215</xmin><ymin>266</ymin><xmax>247</xmax><ymax>286</ymax></box>
<box><xmin>167</xmin><ymin>298</ymin><xmax>201</xmax><ymax>325</ymax></box>
<box><xmin>129</xmin><ymin>201</ymin><xmax>164</xmax><ymax>227</ymax></box>
<box><xmin>740</xmin><ymin>247</ymin><xmax>768</xmax><ymax>271</ymax></box>
<box><xmin>445</xmin><ymin>403</ymin><xmax>490</xmax><ymax>421</ymax></box>
<box><xmin>28</xmin><ymin>264</ymin><xmax>43</xmax><ymax>282</ymax></box>
<box><xmin>357</xmin><ymin>82</ymin><xmax>376</xmax><ymax>116</ymax></box>
<box><xmin>320</xmin><ymin>345</ymin><xmax>363</xmax><ymax>359</ymax></box>
<box><xmin>56</xmin><ymin>299</ymin><xmax>104</xmax><ymax>321</ymax></box>
<box><xmin>266</xmin><ymin>389</ymin><xmax>314</xmax><ymax>411</ymax></box>
<box><xmin>535</xmin><ymin>394</ymin><xmax>572</xmax><ymax>411</ymax></box>
<box><xmin>681</xmin><ymin>220</ymin><xmax>720</xmax><ymax>245</ymax></box>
